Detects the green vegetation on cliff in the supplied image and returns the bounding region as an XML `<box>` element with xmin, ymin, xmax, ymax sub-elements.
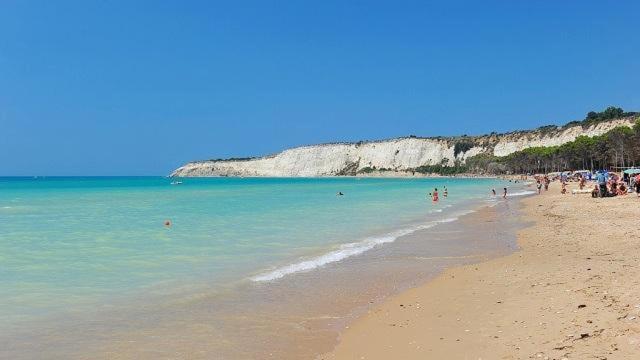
<box><xmin>564</xmin><ymin>106</ymin><xmax>637</xmax><ymax>128</ymax></box>
<box><xmin>416</xmin><ymin>107</ymin><xmax>640</xmax><ymax>175</ymax></box>
<box><xmin>492</xmin><ymin>120</ymin><xmax>640</xmax><ymax>174</ymax></box>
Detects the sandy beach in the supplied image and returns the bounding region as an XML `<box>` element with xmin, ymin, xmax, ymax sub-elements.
<box><xmin>326</xmin><ymin>182</ymin><xmax>640</xmax><ymax>359</ymax></box>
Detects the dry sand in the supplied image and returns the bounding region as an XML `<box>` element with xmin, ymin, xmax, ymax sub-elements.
<box><xmin>325</xmin><ymin>183</ymin><xmax>640</xmax><ymax>360</ymax></box>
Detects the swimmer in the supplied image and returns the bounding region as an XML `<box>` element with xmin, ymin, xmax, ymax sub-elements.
<box><xmin>336</xmin><ymin>192</ymin><xmax>344</xmax><ymax>196</ymax></box>
<box><xmin>164</xmin><ymin>220</ymin><xmax>172</xmax><ymax>227</ymax></box>
<box><xmin>432</xmin><ymin>188</ymin><xmax>439</xmax><ymax>202</ymax></box>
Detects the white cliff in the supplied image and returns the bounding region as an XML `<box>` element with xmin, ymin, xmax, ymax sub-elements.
<box><xmin>171</xmin><ymin>117</ymin><xmax>636</xmax><ymax>177</ymax></box>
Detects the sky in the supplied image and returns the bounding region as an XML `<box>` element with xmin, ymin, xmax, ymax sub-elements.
<box><xmin>1</xmin><ymin>1</ymin><xmax>639</xmax><ymax>175</ymax></box>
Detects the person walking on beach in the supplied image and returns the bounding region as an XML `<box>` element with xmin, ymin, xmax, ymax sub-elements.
<box><xmin>536</xmin><ymin>180</ymin><xmax>542</xmax><ymax>194</ymax></box>
<box><xmin>636</xmin><ymin>174</ymin><xmax>640</xmax><ymax>197</ymax></box>
<box><xmin>544</xmin><ymin>176</ymin><xmax>550</xmax><ymax>191</ymax></box>
<box><xmin>503</xmin><ymin>187</ymin><xmax>507</xmax><ymax>199</ymax></box>
<box><xmin>596</xmin><ymin>171</ymin><xmax>607</xmax><ymax>198</ymax></box>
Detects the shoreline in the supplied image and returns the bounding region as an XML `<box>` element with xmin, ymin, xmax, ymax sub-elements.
<box><xmin>3</xmin><ymin>187</ymin><xmax>527</xmax><ymax>359</ymax></box>
<box><xmin>1</xmin><ymin>178</ymin><xmax>533</xmax><ymax>359</ymax></box>
<box><xmin>170</xmin><ymin>173</ymin><xmax>501</xmax><ymax>179</ymax></box>
<box><xmin>92</xmin><ymin>194</ymin><xmax>526</xmax><ymax>360</ymax></box>
<box><xmin>325</xmin><ymin>182</ymin><xmax>640</xmax><ymax>359</ymax></box>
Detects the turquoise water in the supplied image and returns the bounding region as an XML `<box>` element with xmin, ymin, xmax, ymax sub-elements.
<box><xmin>0</xmin><ymin>176</ymin><xmax>519</xmax><ymax>329</ymax></box>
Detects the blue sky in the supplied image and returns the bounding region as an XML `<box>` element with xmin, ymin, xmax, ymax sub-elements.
<box><xmin>1</xmin><ymin>1</ymin><xmax>638</xmax><ymax>175</ymax></box>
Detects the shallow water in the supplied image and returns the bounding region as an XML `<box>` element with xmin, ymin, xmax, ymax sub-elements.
<box><xmin>0</xmin><ymin>176</ymin><xmax>531</xmax><ymax>358</ymax></box>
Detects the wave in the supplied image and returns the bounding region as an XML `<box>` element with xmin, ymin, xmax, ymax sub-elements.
<box><xmin>251</xmin><ymin>211</ymin><xmax>474</xmax><ymax>282</ymax></box>
<box><xmin>508</xmin><ymin>190</ymin><xmax>536</xmax><ymax>197</ymax></box>
<box><xmin>485</xmin><ymin>189</ymin><xmax>536</xmax><ymax>201</ymax></box>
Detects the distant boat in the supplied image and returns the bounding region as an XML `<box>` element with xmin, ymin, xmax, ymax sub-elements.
<box><xmin>170</xmin><ymin>181</ymin><xmax>183</xmax><ymax>185</ymax></box>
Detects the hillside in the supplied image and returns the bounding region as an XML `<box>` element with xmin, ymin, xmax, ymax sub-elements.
<box><xmin>170</xmin><ymin>116</ymin><xmax>636</xmax><ymax>177</ymax></box>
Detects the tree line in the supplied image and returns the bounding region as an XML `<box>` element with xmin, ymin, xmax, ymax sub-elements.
<box><xmin>465</xmin><ymin>119</ymin><xmax>640</xmax><ymax>175</ymax></box>
<box><xmin>415</xmin><ymin>107</ymin><xmax>640</xmax><ymax>175</ymax></box>
<box><xmin>565</xmin><ymin>106</ymin><xmax>637</xmax><ymax>128</ymax></box>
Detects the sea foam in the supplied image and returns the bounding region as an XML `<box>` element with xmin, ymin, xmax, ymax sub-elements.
<box><xmin>508</xmin><ymin>190</ymin><xmax>537</xmax><ymax>197</ymax></box>
<box><xmin>251</xmin><ymin>211</ymin><xmax>474</xmax><ymax>282</ymax></box>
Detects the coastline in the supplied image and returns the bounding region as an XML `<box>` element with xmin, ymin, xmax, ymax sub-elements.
<box><xmin>169</xmin><ymin>116</ymin><xmax>637</xmax><ymax>178</ymax></box>
<box><xmin>168</xmin><ymin>173</ymin><xmax>501</xmax><ymax>178</ymax></box>
<box><xmin>1</xmin><ymin>178</ymin><xmax>528</xmax><ymax>360</ymax></box>
<box><xmin>91</xmin><ymin>194</ymin><xmax>526</xmax><ymax>360</ymax></box>
<box><xmin>325</xmin><ymin>182</ymin><xmax>640</xmax><ymax>359</ymax></box>
<box><xmin>2</xmin><ymin>177</ymin><xmax>540</xmax><ymax>360</ymax></box>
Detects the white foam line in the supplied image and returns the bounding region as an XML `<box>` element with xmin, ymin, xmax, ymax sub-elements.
<box><xmin>485</xmin><ymin>189</ymin><xmax>536</xmax><ymax>202</ymax></box>
<box><xmin>251</xmin><ymin>214</ymin><xmax>468</xmax><ymax>283</ymax></box>
<box><xmin>508</xmin><ymin>190</ymin><xmax>537</xmax><ymax>197</ymax></box>
<box><xmin>452</xmin><ymin>209</ymin><xmax>475</xmax><ymax>217</ymax></box>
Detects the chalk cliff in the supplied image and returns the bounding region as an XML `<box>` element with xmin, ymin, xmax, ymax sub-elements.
<box><xmin>170</xmin><ymin>117</ymin><xmax>635</xmax><ymax>177</ymax></box>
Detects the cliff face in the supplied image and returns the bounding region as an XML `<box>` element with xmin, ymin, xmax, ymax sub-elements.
<box><xmin>170</xmin><ymin>117</ymin><xmax>635</xmax><ymax>177</ymax></box>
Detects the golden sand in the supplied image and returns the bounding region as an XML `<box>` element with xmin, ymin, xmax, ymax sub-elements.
<box><xmin>326</xmin><ymin>183</ymin><xmax>640</xmax><ymax>359</ymax></box>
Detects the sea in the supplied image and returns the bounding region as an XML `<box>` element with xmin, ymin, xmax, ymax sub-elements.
<box><xmin>0</xmin><ymin>176</ymin><xmax>533</xmax><ymax>358</ymax></box>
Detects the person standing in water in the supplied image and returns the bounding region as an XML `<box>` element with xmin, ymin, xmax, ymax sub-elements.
<box><xmin>503</xmin><ymin>187</ymin><xmax>508</xmax><ymax>199</ymax></box>
<box><xmin>491</xmin><ymin>188</ymin><xmax>496</xmax><ymax>196</ymax></box>
<box><xmin>432</xmin><ymin>188</ymin><xmax>439</xmax><ymax>202</ymax></box>
<box><xmin>443</xmin><ymin>186</ymin><xmax>448</xmax><ymax>198</ymax></box>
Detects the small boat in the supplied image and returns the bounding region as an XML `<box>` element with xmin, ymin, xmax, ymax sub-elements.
<box><xmin>170</xmin><ymin>181</ymin><xmax>183</xmax><ymax>185</ymax></box>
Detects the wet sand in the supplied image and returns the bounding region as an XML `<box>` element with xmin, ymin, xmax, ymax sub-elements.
<box><xmin>326</xmin><ymin>182</ymin><xmax>640</xmax><ymax>359</ymax></box>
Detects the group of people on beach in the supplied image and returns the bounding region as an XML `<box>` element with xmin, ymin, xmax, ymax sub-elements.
<box><xmin>592</xmin><ymin>171</ymin><xmax>640</xmax><ymax>198</ymax></box>
<box><xmin>532</xmin><ymin>170</ymin><xmax>640</xmax><ymax>198</ymax></box>
<box><xmin>535</xmin><ymin>176</ymin><xmax>551</xmax><ymax>194</ymax></box>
